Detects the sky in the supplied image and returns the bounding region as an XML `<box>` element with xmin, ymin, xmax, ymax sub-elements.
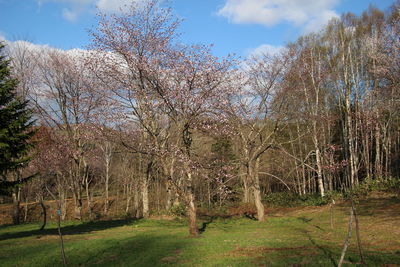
<box><xmin>0</xmin><ymin>0</ymin><xmax>396</xmax><ymax>58</ymax></box>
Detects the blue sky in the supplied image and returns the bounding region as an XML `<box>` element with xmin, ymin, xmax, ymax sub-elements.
<box><xmin>0</xmin><ymin>0</ymin><xmax>395</xmax><ymax>58</ymax></box>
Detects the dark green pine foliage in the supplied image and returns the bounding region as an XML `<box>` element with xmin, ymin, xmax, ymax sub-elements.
<box><xmin>0</xmin><ymin>42</ymin><xmax>35</xmax><ymax>195</ymax></box>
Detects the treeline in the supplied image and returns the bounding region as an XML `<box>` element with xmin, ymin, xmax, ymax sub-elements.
<box><xmin>2</xmin><ymin>0</ymin><xmax>399</xmax><ymax>236</ymax></box>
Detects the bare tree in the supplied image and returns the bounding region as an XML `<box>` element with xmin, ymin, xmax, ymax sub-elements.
<box><xmin>32</xmin><ymin>49</ymin><xmax>104</xmax><ymax>219</ymax></box>
<box><xmin>225</xmin><ymin>51</ymin><xmax>290</xmax><ymax>221</ymax></box>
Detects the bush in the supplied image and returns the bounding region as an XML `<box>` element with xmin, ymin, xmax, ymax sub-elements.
<box><xmin>168</xmin><ymin>203</ymin><xmax>186</xmax><ymax>217</ymax></box>
<box><xmin>347</xmin><ymin>177</ymin><xmax>400</xmax><ymax>199</ymax></box>
<box><xmin>263</xmin><ymin>192</ymin><xmax>328</xmax><ymax>207</ymax></box>
<box><xmin>324</xmin><ymin>190</ymin><xmax>344</xmax><ymax>202</ymax></box>
<box><xmin>300</xmin><ymin>194</ymin><xmax>329</xmax><ymax>206</ymax></box>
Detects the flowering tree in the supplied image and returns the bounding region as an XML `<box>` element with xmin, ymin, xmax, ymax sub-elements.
<box><xmin>30</xmin><ymin>126</ymin><xmax>73</xmax><ymax>222</ymax></box>
<box><xmin>90</xmin><ymin>0</ymin><xmax>236</xmax><ymax>236</ymax></box>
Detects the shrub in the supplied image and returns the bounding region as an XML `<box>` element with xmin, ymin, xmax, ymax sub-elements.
<box><xmin>347</xmin><ymin>177</ymin><xmax>400</xmax><ymax>199</ymax></box>
<box><xmin>168</xmin><ymin>203</ymin><xmax>187</xmax><ymax>217</ymax></box>
<box><xmin>263</xmin><ymin>192</ymin><xmax>328</xmax><ymax>207</ymax></box>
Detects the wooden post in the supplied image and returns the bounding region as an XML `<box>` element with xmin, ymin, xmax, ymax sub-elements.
<box><xmin>330</xmin><ymin>199</ymin><xmax>335</xmax><ymax>230</ymax></box>
<box><xmin>351</xmin><ymin>200</ymin><xmax>365</xmax><ymax>264</ymax></box>
<box><xmin>338</xmin><ymin>207</ymin><xmax>354</xmax><ymax>267</ymax></box>
<box><xmin>46</xmin><ymin>186</ymin><xmax>67</xmax><ymax>266</ymax></box>
<box><xmin>57</xmin><ymin>208</ymin><xmax>67</xmax><ymax>267</ymax></box>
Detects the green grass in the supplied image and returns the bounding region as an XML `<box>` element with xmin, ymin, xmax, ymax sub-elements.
<box><xmin>0</xmin><ymin>196</ymin><xmax>399</xmax><ymax>266</ymax></box>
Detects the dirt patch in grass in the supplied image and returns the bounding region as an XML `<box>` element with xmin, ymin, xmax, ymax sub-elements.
<box><xmin>160</xmin><ymin>249</ymin><xmax>182</xmax><ymax>263</ymax></box>
<box><xmin>228</xmin><ymin>245</ymin><xmax>312</xmax><ymax>257</ymax></box>
<box><xmin>269</xmin><ymin>205</ymin><xmax>329</xmax><ymax>217</ymax></box>
<box><xmin>160</xmin><ymin>256</ymin><xmax>178</xmax><ymax>263</ymax></box>
<box><xmin>94</xmin><ymin>254</ymin><xmax>119</xmax><ymax>264</ymax></box>
<box><xmin>149</xmin><ymin>215</ymin><xmax>176</xmax><ymax>221</ymax></box>
<box><xmin>368</xmin><ymin>241</ymin><xmax>400</xmax><ymax>251</ymax></box>
<box><xmin>35</xmin><ymin>234</ymin><xmax>58</xmax><ymax>240</ymax></box>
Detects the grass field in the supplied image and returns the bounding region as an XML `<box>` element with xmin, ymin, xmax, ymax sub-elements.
<box><xmin>0</xmin><ymin>195</ymin><xmax>399</xmax><ymax>266</ymax></box>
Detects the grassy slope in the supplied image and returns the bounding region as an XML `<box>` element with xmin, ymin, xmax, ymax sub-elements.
<box><xmin>0</xmin><ymin>195</ymin><xmax>399</xmax><ymax>267</ymax></box>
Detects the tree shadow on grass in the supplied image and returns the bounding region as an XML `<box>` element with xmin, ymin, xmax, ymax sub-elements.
<box><xmin>199</xmin><ymin>216</ymin><xmax>214</xmax><ymax>234</ymax></box>
<box><xmin>0</xmin><ymin>223</ymin><xmax>15</xmax><ymax>230</ymax></box>
<box><xmin>81</xmin><ymin>231</ymin><xmax>190</xmax><ymax>267</ymax></box>
<box><xmin>0</xmin><ymin>226</ymin><xmax>191</xmax><ymax>267</ymax></box>
<box><xmin>298</xmin><ymin>229</ymin><xmax>337</xmax><ymax>266</ymax></box>
<box><xmin>0</xmin><ymin>218</ymin><xmax>136</xmax><ymax>241</ymax></box>
<box><xmin>336</xmin><ymin>197</ymin><xmax>400</xmax><ymax>222</ymax></box>
<box><xmin>297</xmin><ymin>216</ymin><xmax>325</xmax><ymax>231</ymax></box>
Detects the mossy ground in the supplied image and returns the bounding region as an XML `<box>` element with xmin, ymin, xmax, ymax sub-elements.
<box><xmin>0</xmin><ymin>195</ymin><xmax>399</xmax><ymax>266</ymax></box>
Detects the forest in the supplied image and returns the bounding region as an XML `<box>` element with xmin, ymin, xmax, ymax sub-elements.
<box><xmin>0</xmin><ymin>0</ymin><xmax>399</xmax><ymax>245</ymax></box>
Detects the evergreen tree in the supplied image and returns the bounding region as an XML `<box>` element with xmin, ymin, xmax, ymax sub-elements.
<box><xmin>0</xmin><ymin>42</ymin><xmax>35</xmax><ymax>197</ymax></box>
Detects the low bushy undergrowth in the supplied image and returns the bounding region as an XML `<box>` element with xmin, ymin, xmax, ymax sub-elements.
<box><xmin>348</xmin><ymin>177</ymin><xmax>400</xmax><ymax>198</ymax></box>
<box><xmin>168</xmin><ymin>203</ymin><xmax>187</xmax><ymax>217</ymax></box>
<box><xmin>264</xmin><ymin>192</ymin><xmax>328</xmax><ymax>207</ymax></box>
<box><xmin>264</xmin><ymin>177</ymin><xmax>399</xmax><ymax>207</ymax></box>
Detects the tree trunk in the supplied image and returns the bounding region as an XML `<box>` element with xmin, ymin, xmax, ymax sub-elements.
<box><xmin>346</xmin><ymin>100</ymin><xmax>358</xmax><ymax>187</ymax></box>
<box><xmin>74</xmin><ymin>197</ymin><xmax>82</xmax><ymax>220</ymax></box>
<box><xmin>62</xmin><ymin>196</ymin><xmax>67</xmax><ymax>221</ymax></box>
<box><xmin>185</xmin><ymin>168</ymin><xmax>199</xmax><ymax>237</ymax></box>
<box><xmin>69</xmin><ymin>170</ymin><xmax>82</xmax><ymax>220</ymax></box>
<box><xmin>104</xmin><ymin>178</ymin><xmax>109</xmax><ymax>215</ymax></box>
<box><xmin>142</xmin><ymin>160</ymin><xmax>153</xmax><ymax>218</ymax></box>
<box><xmin>296</xmin><ymin>123</ymin><xmax>307</xmax><ymax>195</ymax></box>
<box><xmin>166</xmin><ymin>183</ymin><xmax>172</xmax><ymax>210</ymax></box>
<box><xmin>241</xmin><ymin>164</ymin><xmax>251</xmax><ymax>203</ymax></box>
<box><xmin>12</xmin><ymin>189</ymin><xmax>20</xmax><ymax>225</ymax></box>
<box><xmin>243</xmin><ymin>179</ymin><xmax>251</xmax><ymax>203</ymax></box>
<box><xmin>252</xmin><ymin>159</ymin><xmax>265</xmax><ymax>221</ymax></box>
<box><xmin>126</xmin><ymin>195</ymin><xmax>131</xmax><ymax>215</ymax></box>
<box><xmin>363</xmin><ymin>130</ymin><xmax>371</xmax><ymax>179</ymax></box>
<box><xmin>142</xmin><ymin>178</ymin><xmax>149</xmax><ymax>218</ymax></box>
<box><xmin>164</xmin><ymin>159</ymin><xmax>177</xmax><ymax>210</ymax></box>
<box><xmin>58</xmin><ymin>182</ymin><xmax>67</xmax><ymax>221</ymax></box>
<box><xmin>375</xmin><ymin>122</ymin><xmax>382</xmax><ymax>178</ymax></box>
<box><xmin>187</xmin><ymin>190</ymin><xmax>199</xmax><ymax>237</ymax></box>
<box><xmin>125</xmin><ymin>182</ymin><xmax>133</xmax><ymax>216</ymax></box>
<box><xmin>311</xmin><ymin>112</ymin><xmax>325</xmax><ymax>196</ymax></box>
<box><xmin>253</xmin><ymin>186</ymin><xmax>265</xmax><ymax>222</ymax></box>
<box><xmin>315</xmin><ymin>146</ymin><xmax>325</xmax><ymax>197</ymax></box>
<box><xmin>84</xmin><ymin>164</ymin><xmax>92</xmax><ymax>220</ymax></box>
<box><xmin>24</xmin><ymin>195</ymin><xmax>29</xmax><ymax>222</ymax></box>
<box><xmin>103</xmin><ymin>160</ymin><xmax>110</xmax><ymax>215</ymax></box>
<box><xmin>39</xmin><ymin>195</ymin><xmax>47</xmax><ymax>231</ymax></box>
<box><xmin>134</xmin><ymin>186</ymin><xmax>141</xmax><ymax>218</ymax></box>
<box><xmin>102</xmin><ymin>142</ymin><xmax>112</xmax><ymax>215</ymax></box>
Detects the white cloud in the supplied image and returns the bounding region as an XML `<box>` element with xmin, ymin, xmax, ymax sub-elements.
<box><xmin>0</xmin><ymin>32</ymin><xmax>6</xmax><ymax>42</ymax></box>
<box><xmin>62</xmin><ymin>8</ymin><xmax>79</xmax><ymax>21</ymax></box>
<box><xmin>36</xmin><ymin>0</ymin><xmax>144</xmax><ymax>21</ymax></box>
<box><xmin>218</xmin><ymin>0</ymin><xmax>340</xmax><ymax>31</ymax></box>
<box><xmin>302</xmin><ymin>10</ymin><xmax>339</xmax><ymax>34</ymax></box>
<box><xmin>7</xmin><ymin>40</ymin><xmax>51</xmax><ymax>52</ymax></box>
<box><xmin>96</xmin><ymin>0</ymin><xmax>140</xmax><ymax>13</ymax></box>
<box><xmin>4</xmin><ymin>38</ymin><xmax>87</xmax><ymax>61</ymax></box>
<box><xmin>37</xmin><ymin>0</ymin><xmax>93</xmax><ymax>22</ymax></box>
<box><xmin>248</xmin><ymin>44</ymin><xmax>284</xmax><ymax>58</ymax></box>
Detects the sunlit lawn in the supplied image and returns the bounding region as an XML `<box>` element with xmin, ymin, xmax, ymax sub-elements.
<box><xmin>0</xmin><ymin>196</ymin><xmax>399</xmax><ymax>266</ymax></box>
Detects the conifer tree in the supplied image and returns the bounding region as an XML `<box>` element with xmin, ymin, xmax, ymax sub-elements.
<box><xmin>0</xmin><ymin>42</ymin><xmax>35</xmax><ymax>201</ymax></box>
